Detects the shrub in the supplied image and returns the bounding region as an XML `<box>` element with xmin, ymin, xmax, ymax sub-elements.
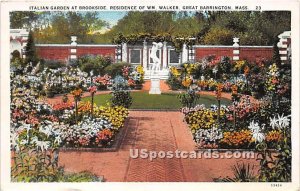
<box><xmin>177</xmin><ymin>90</ymin><xmax>200</xmax><ymax>109</ymax></box>
<box><xmin>110</xmin><ymin>91</ymin><xmax>133</xmax><ymax>108</ymax></box>
<box><xmin>42</xmin><ymin>59</ymin><xmax>65</xmax><ymax>69</ymax></box>
<box><xmin>214</xmin><ymin>163</ymin><xmax>257</xmax><ymax>182</ymax></box>
<box><xmin>59</xmin><ymin>171</ymin><xmax>101</xmax><ymax>182</ymax></box>
<box><xmin>12</xmin><ymin>148</ymin><xmax>101</xmax><ymax>182</ymax></box>
<box><xmin>166</xmin><ymin>74</ymin><xmax>182</xmax><ymax>90</ymax></box>
<box><xmin>77</xmin><ymin>55</ymin><xmax>112</xmax><ymax>76</ymax></box>
<box><xmin>104</xmin><ymin>62</ymin><xmax>130</xmax><ymax>78</ymax></box>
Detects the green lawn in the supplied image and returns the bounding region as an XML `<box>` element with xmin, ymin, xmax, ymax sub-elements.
<box><xmin>83</xmin><ymin>92</ymin><xmax>232</xmax><ymax>110</ymax></box>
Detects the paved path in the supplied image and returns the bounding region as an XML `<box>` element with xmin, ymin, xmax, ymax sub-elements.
<box><xmin>58</xmin><ymin>111</ymin><xmax>260</xmax><ymax>182</ymax></box>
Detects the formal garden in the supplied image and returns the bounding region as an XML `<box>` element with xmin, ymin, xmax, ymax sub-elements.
<box><xmin>10</xmin><ymin>49</ymin><xmax>292</xmax><ymax>182</ymax></box>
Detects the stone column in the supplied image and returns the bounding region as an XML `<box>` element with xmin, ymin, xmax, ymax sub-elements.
<box><xmin>70</xmin><ymin>36</ymin><xmax>77</xmax><ymax>60</ymax></box>
<box><xmin>122</xmin><ymin>42</ymin><xmax>128</xmax><ymax>62</ymax></box>
<box><xmin>162</xmin><ymin>41</ymin><xmax>168</xmax><ymax>69</ymax></box>
<box><xmin>232</xmin><ymin>37</ymin><xmax>240</xmax><ymax>61</ymax></box>
<box><xmin>143</xmin><ymin>40</ymin><xmax>148</xmax><ymax>69</ymax></box>
<box><xmin>277</xmin><ymin>31</ymin><xmax>291</xmax><ymax>65</ymax></box>
<box><xmin>181</xmin><ymin>43</ymin><xmax>188</xmax><ymax>63</ymax></box>
<box><xmin>115</xmin><ymin>44</ymin><xmax>122</xmax><ymax>62</ymax></box>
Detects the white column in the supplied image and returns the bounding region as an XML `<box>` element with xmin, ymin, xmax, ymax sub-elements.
<box><xmin>277</xmin><ymin>31</ymin><xmax>291</xmax><ymax>65</ymax></box>
<box><xmin>122</xmin><ymin>42</ymin><xmax>128</xmax><ymax>62</ymax></box>
<box><xmin>143</xmin><ymin>40</ymin><xmax>148</xmax><ymax>69</ymax></box>
<box><xmin>162</xmin><ymin>41</ymin><xmax>168</xmax><ymax>69</ymax></box>
<box><xmin>70</xmin><ymin>36</ymin><xmax>77</xmax><ymax>60</ymax></box>
<box><xmin>232</xmin><ymin>37</ymin><xmax>240</xmax><ymax>61</ymax></box>
<box><xmin>181</xmin><ymin>43</ymin><xmax>188</xmax><ymax>63</ymax></box>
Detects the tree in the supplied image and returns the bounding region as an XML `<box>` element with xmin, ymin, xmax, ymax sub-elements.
<box><xmin>24</xmin><ymin>30</ymin><xmax>39</xmax><ymax>66</ymax></box>
<box><xmin>33</xmin><ymin>12</ymin><xmax>108</xmax><ymax>43</ymax></box>
<box><xmin>13</xmin><ymin>11</ymin><xmax>291</xmax><ymax>45</ymax></box>
<box><xmin>203</xmin><ymin>27</ymin><xmax>234</xmax><ymax>45</ymax></box>
<box><xmin>10</xmin><ymin>12</ymin><xmax>39</xmax><ymax>29</ymax></box>
<box><xmin>82</xmin><ymin>12</ymin><xmax>109</xmax><ymax>34</ymax></box>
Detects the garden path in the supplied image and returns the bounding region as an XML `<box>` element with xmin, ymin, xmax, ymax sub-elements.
<box><xmin>58</xmin><ymin>111</ymin><xmax>260</xmax><ymax>182</ymax></box>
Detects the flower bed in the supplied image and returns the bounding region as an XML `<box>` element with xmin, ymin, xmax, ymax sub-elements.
<box><xmin>10</xmin><ymin>64</ymin><xmax>131</xmax><ymax>181</ymax></box>
<box><xmin>166</xmin><ymin>56</ymin><xmax>288</xmax><ymax>99</ymax></box>
<box><xmin>182</xmin><ymin>100</ymin><xmax>290</xmax><ymax>150</ymax></box>
<box><xmin>11</xmin><ymin>74</ymin><xmax>129</xmax><ymax>150</ymax></box>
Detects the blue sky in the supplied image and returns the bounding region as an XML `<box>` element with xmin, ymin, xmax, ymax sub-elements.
<box><xmin>97</xmin><ymin>11</ymin><xmax>127</xmax><ymax>27</ymax></box>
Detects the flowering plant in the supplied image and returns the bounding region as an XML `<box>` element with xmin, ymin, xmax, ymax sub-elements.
<box><xmin>88</xmin><ymin>86</ymin><xmax>97</xmax><ymax>94</ymax></box>
<box><xmin>95</xmin><ymin>129</ymin><xmax>113</xmax><ymax>145</ymax></box>
<box><xmin>93</xmin><ymin>74</ymin><xmax>112</xmax><ymax>89</ymax></box>
<box><xmin>194</xmin><ymin>125</ymin><xmax>223</xmax><ymax>148</ymax></box>
<box><xmin>59</xmin><ymin>116</ymin><xmax>113</xmax><ymax>147</ymax></box>
<box><xmin>184</xmin><ymin>104</ymin><xmax>226</xmax><ymax>134</ymax></box>
<box><xmin>170</xmin><ymin>66</ymin><xmax>181</xmax><ymax>77</ymax></box>
<box><xmin>215</xmin><ymin>83</ymin><xmax>223</xmax><ymax>100</ymax></box>
<box><xmin>130</xmin><ymin>65</ymin><xmax>145</xmax><ymax>85</ymax></box>
<box><xmin>95</xmin><ymin>105</ymin><xmax>129</xmax><ymax>130</ymax></box>
<box><xmin>219</xmin><ymin>130</ymin><xmax>254</xmax><ymax>149</ymax></box>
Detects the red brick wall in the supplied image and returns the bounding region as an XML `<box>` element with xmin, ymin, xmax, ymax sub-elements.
<box><xmin>194</xmin><ymin>46</ymin><xmax>273</xmax><ymax>61</ymax></box>
<box><xmin>36</xmin><ymin>45</ymin><xmax>273</xmax><ymax>63</ymax></box>
<box><xmin>36</xmin><ymin>45</ymin><xmax>116</xmax><ymax>62</ymax></box>
<box><xmin>77</xmin><ymin>47</ymin><xmax>115</xmax><ymax>58</ymax></box>
<box><xmin>239</xmin><ymin>47</ymin><xmax>273</xmax><ymax>61</ymax></box>
<box><xmin>36</xmin><ymin>46</ymin><xmax>70</xmax><ymax>61</ymax></box>
<box><xmin>195</xmin><ymin>47</ymin><xmax>233</xmax><ymax>60</ymax></box>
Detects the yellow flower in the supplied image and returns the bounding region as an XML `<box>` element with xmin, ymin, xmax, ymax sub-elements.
<box><xmin>182</xmin><ymin>78</ymin><xmax>192</xmax><ymax>87</ymax></box>
<box><xmin>234</xmin><ymin>60</ymin><xmax>245</xmax><ymax>71</ymax></box>
<box><xmin>266</xmin><ymin>130</ymin><xmax>282</xmax><ymax>142</ymax></box>
<box><xmin>170</xmin><ymin>66</ymin><xmax>181</xmax><ymax>77</ymax></box>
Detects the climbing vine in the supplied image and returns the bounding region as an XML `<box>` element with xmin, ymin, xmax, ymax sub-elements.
<box><xmin>112</xmin><ymin>33</ymin><xmax>197</xmax><ymax>53</ymax></box>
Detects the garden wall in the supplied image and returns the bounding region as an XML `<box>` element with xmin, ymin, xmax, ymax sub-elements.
<box><xmin>36</xmin><ymin>44</ymin><xmax>117</xmax><ymax>62</ymax></box>
<box><xmin>35</xmin><ymin>44</ymin><xmax>273</xmax><ymax>63</ymax></box>
<box><xmin>194</xmin><ymin>45</ymin><xmax>273</xmax><ymax>61</ymax></box>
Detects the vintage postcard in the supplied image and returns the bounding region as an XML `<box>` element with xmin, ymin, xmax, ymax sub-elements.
<box><xmin>1</xmin><ymin>0</ymin><xmax>299</xmax><ymax>191</ymax></box>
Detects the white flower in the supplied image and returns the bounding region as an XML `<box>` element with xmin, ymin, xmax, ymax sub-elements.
<box><xmin>39</xmin><ymin>124</ymin><xmax>53</xmax><ymax>138</ymax></box>
<box><xmin>248</xmin><ymin>121</ymin><xmax>260</xmax><ymax>133</ymax></box>
<box><xmin>20</xmin><ymin>139</ymin><xmax>28</xmax><ymax>145</ymax></box>
<box><xmin>54</xmin><ymin>136</ymin><xmax>62</xmax><ymax>145</ymax></box>
<box><xmin>11</xmin><ymin>131</ymin><xmax>20</xmax><ymax>151</ymax></box>
<box><xmin>36</xmin><ymin>141</ymin><xmax>50</xmax><ymax>152</ymax></box>
<box><xmin>31</xmin><ymin>136</ymin><xmax>39</xmax><ymax>144</ymax></box>
<box><xmin>248</xmin><ymin>121</ymin><xmax>265</xmax><ymax>143</ymax></box>
<box><xmin>270</xmin><ymin>114</ymin><xmax>291</xmax><ymax>130</ymax></box>
<box><xmin>212</xmin><ymin>67</ymin><xmax>218</xmax><ymax>74</ymax></box>
<box><xmin>252</xmin><ymin>131</ymin><xmax>265</xmax><ymax>143</ymax></box>
<box><xmin>270</xmin><ymin>116</ymin><xmax>278</xmax><ymax>129</ymax></box>
<box><xmin>277</xmin><ymin>114</ymin><xmax>290</xmax><ymax>129</ymax></box>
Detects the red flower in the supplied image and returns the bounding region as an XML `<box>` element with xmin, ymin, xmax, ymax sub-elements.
<box><xmin>52</xmin><ymin>102</ymin><xmax>74</xmax><ymax>111</ymax></box>
<box><xmin>128</xmin><ymin>78</ymin><xmax>135</xmax><ymax>86</ymax></box>
<box><xmin>25</xmin><ymin>115</ymin><xmax>39</xmax><ymax>125</ymax></box>
<box><xmin>95</xmin><ymin>129</ymin><xmax>113</xmax><ymax>144</ymax></box>
<box><xmin>88</xmin><ymin>86</ymin><xmax>97</xmax><ymax>94</ymax></box>
<box><xmin>78</xmin><ymin>137</ymin><xmax>90</xmax><ymax>146</ymax></box>
<box><xmin>215</xmin><ymin>83</ymin><xmax>223</xmax><ymax>100</ymax></box>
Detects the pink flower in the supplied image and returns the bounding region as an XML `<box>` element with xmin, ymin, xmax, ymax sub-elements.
<box><xmin>88</xmin><ymin>86</ymin><xmax>97</xmax><ymax>94</ymax></box>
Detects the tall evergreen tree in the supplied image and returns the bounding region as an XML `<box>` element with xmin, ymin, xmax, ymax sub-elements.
<box><xmin>24</xmin><ymin>30</ymin><xmax>39</xmax><ymax>66</ymax></box>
